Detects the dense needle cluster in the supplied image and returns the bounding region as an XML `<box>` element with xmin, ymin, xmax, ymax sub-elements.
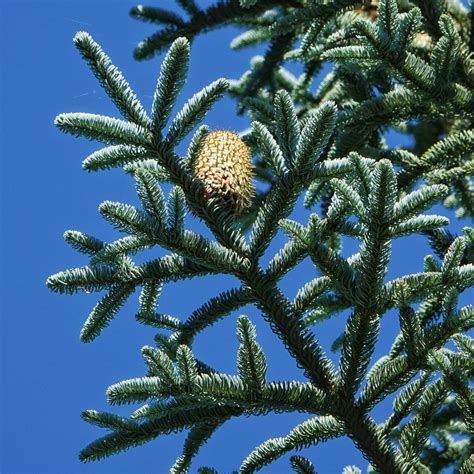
<box><xmin>48</xmin><ymin>1</ymin><xmax>473</xmax><ymax>473</ymax></box>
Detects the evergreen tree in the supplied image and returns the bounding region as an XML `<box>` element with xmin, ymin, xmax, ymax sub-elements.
<box><xmin>48</xmin><ymin>1</ymin><xmax>473</xmax><ymax>472</ymax></box>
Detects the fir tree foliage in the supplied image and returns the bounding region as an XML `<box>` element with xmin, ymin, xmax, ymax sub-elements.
<box><xmin>49</xmin><ymin>0</ymin><xmax>473</xmax><ymax>471</ymax></box>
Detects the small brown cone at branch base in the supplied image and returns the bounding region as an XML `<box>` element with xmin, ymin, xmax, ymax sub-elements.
<box><xmin>355</xmin><ymin>0</ymin><xmax>379</xmax><ymax>19</ymax></box>
<box><xmin>194</xmin><ymin>130</ymin><xmax>255</xmax><ymax>213</ymax></box>
<box><xmin>355</xmin><ymin>2</ymin><xmax>434</xmax><ymax>46</ymax></box>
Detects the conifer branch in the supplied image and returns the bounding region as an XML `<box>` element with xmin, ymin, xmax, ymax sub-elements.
<box><xmin>240</xmin><ymin>416</ymin><xmax>344</xmax><ymax>473</ymax></box>
<box><xmin>73</xmin><ymin>32</ymin><xmax>151</xmax><ymax>128</ymax></box>
<box><xmin>49</xmin><ymin>2</ymin><xmax>474</xmax><ymax>469</ymax></box>
<box><xmin>290</xmin><ymin>455</ymin><xmax>316</xmax><ymax>474</ymax></box>
<box><xmin>131</xmin><ymin>0</ymin><xmax>300</xmax><ymax>60</ymax></box>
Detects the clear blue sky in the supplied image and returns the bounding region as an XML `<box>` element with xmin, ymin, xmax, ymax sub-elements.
<box><xmin>1</xmin><ymin>1</ymin><xmax>471</xmax><ymax>473</ymax></box>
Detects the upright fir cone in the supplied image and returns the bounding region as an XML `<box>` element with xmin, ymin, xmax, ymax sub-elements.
<box><xmin>194</xmin><ymin>130</ymin><xmax>255</xmax><ymax>213</ymax></box>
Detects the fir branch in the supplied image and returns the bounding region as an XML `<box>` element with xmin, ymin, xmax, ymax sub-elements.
<box><xmin>170</xmin><ymin>421</ymin><xmax>225</xmax><ymax>473</ymax></box>
<box><xmin>47</xmin><ymin>265</ymin><xmax>118</xmax><ymax>295</ymax></box>
<box><xmin>236</xmin><ymin>316</ymin><xmax>267</xmax><ymax>391</ymax></box>
<box><xmin>92</xmin><ymin>235</ymin><xmax>153</xmax><ymax>264</ymax></box>
<box><xmin>242</xmin><ymin>267</ymin><xmax>338</xmax><ymax>392</ymax></box>
<box><xmin>134</xmin><ymin>169</ymin><xmax>168</xmax><ymax>223</ymax></box>
<box><xmin>339</xmin><ymin>160</ymin><xmax>396</xmax><ymax>397</ymax></box>
<box><xmin>55</xmin><ymin>113</ymin><xmax>150</xmax><ymax>146</ymax></box>
<box><xmin>382</xmin><ymin>376</ymin><xmax>428</xmax><ymax>435</ymax></box>
<box><xmin>177</xmin><ymin>287</ymin><xmax>253</xmax><ymax>345</ymax></box>
<box><xmin>130</xmin><ymin>5</ymin><xmax>185</xmax><ymax>26</ymax></box>
<box><xmin>50</xmin><ymin>6</ymin><xmax>474</xmax><ymax>470</ymax></box>
<box><xmin>136</xmin><ymin>312</ymin><xmax>182</xmax><ymax>331</ymax></box>
<box><xmin>176</xmin><ymin>345</ymin><xmax>199</xmax><ymax>388</ymax></box>
<box><xmin>359</xmin><ymin>303</ymin><xmax>474</xmax><ymax>410</ymax></box>
<box><xmin>249</xmin><ymin>173</ymin><xmax>303</xmax><ymax>258</ymax></box>
<box><xmin>241</xmin><ymin>32</ymin><xmax>295</xmax><ymax>97</ymax></box>
<box><xmin>124</xmin><ymin>158</ymin><xmax>171</xmax><ymax>182</ymax></box>
<box><xmin>134</xmin><ymin>254</ymin><xmax>219</xmax><ymax>283</ymax></box>
<box><xmin>240</xmin><ymin>416</ymin><xmax>344</xmax><ymax>473</ymax></box>
<box><xmin>265</xmin><ymin>237</ymin><xmax>306</xmax><ymax>280</ymax></box>
<box><xmin>63</xmin><ymin>230</ymin><xmax>104</xmax><ymax>256</ymax></box>
<box><xmin>151</xmin><ymin>37</ymin><xmax>190</xmax><ymax>135</ymax></box>
<box><xmin>81</xmin><ymin>410</ymin><xmax>139</xmax><ymax>432</ymax></box>
<box><xmin>165</xmin><ymin>78</ymin><xmax>229</xmax><ymax>146</ymax></box>
<box><xmin>399</xmin><ymin>379</ymin><xmax>449</xmax><ymax>470</ymax></box>
<box><xmin>294</xmin><ymin>102</ymin><xmax>337</xmax><ymax>175</ymax></box>
<box><xmin>80</xmin><ymin>283</ymin><xmax>135</xmax><ymax>342</ymax></box>
<box><xmin>80</xmin><ymin>405</ymin><xmax>242</xmax><ymax>462</ymax></box>
<box><xmin>252</xmin><ymin>121</ymin><xmax>287</xmax><ymax>177</ymax></box>
<box><xmin>132</xmin><ymin>0</ymin><xmax>296</xmax><ymax>60</ymax></box>
<box><xmin>340</xmin><ymin>406</ymin><xmax>399</xmax><ymax>473</ymax></box>
<box><xmin>289</xmin><ymin>455</ymin><xmax>316</xmax><ymax>474</ymax></box>
<box><xmin>82</xmin><ymin>145</ymin><xmax>152</xmax><ymax>172</ymax></box>
<box><xmin>73</xmin><ymin>32</ymin><xmax>151</xmax><ymax>128</ymax></box>
<box><xmin>99</xmin><ymin>201</ymin><xmax>156</xmax><ymax>236</ymax></box>
<box><xmin>167</xmin><ymin>186</ymin><xmax>187</xmax><ymax>233</ymax></box>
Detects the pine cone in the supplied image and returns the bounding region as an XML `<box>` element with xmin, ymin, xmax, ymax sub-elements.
<box><xmin>194</xmin><ymin>130</ymin><xmax>255</xmax><ymax>213</ymax></box>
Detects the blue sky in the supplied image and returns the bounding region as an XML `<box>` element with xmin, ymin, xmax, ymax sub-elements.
<box><xmin>1</xmin><ymin>1</ymin><xmax>471</xmax><ymax>473</ymax></box>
